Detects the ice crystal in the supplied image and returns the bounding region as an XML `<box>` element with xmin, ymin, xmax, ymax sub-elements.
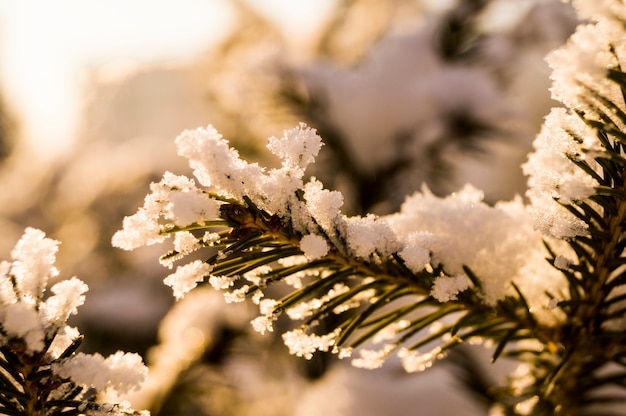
<box><xmin>398</xmin><ymin>232</ymin><xmax>433</xmax><ymax>272</ymax></box>
<box><xmin>40</xmin><ymin>276</ymin><xmax>88</xmax><ymax>329</ymax></box>
<box><xmin>345</xmin><ymin>214</ymin><xmax>400</xmax><ymax>259</ymax></box>
<box><xmin>515</xmin><ymin>396</ymin><xmax>539</xmax><ymax>415</ymax></box>
<box><xmin>250</xmin><ymin>314</ymin><xmax>276</xmax><ymax>335</ymax></box>
<box><xmin>372</xmin><ymin>320</ymin><xmax>410</xmax><ymax>344</ymax></box>
<box><xmin>112</xmin><ymin>172</ymin><xmax>220</xmax><ymax>250</ymax></box>
<box><xmin>286</xmin><ymin>283</ymin><xmax>350</xmax><ymax>320</ymax></box>
<box><xmin>282</xmin><ymin>328</ymin><xmax>341</xmax><ymax>359</ymax></box>
<box><xmin>243</xmin><ymin>265</ymin><xmax>272</xmax><ymax>285</ymax></box>
<box><xmin>3</xmin><ymin>302</ymin><xmax>45</xmax><ymax>351</ymax></box>
<box><xmin>351</xmin><ymin>344</ymin><xmax>397</xmax><ymax>369</ymax></box>
<box><xmin>430</xmin><ymin>274</ymin><xmax>471</xmax><ymax>302</ymax></box>
<box><xmin>0</xmin><ymin>229</ymin><xmax>89</xmax><ymax>352</ymax></box>
<box><xmin>11</xmin><ymin>227</ymin><xmax>59</xmax><ymax>302</ymax></box>
<box><xmin>48</xmin><ymin>325</ymin><xmax>81</xmax><ymax>358</ymax></box>
<box><xmin>553</xmin><ymin>255</ymin><xmax>571</xmax><ymax>270</ymax></box>
<box><xmin>223</xmin><ymin>285</ymin><xmax>250</xmax><ymax>303</ymax></box>
<box><xmin>510</xmin><ymin>363</ymin><xmax>536</xmax><ymax>396</ymax></box>
<box><xmin>266</xmin><ymin>122</ymin><xmax>323</xmax><ymax>171</ymax></box>
<box><xmin>303</xmin><ymin>178</ymin><xmax>344</xmax><ymax>232</ymax></box>
<box><xmin>0</xmin><ymin>229</ymin><xmax>149</xmax><ymax>414</ymax></box>
<box><xmin>388</xmin><ymin>185</ymin><xmax>565</xmax><ymax>314</ymax></box>
<box><xmin>278</xmin><ymin>256</ymin><xmax>316</xmax><ymax>288</ymax></box>
<box><xmin>163</xmin><ymin>260</ymin><xmax>212</xmax><ymax>300</ymax></box>
<box><xmin>523</xmin><ymin>108</ymin><xmax>598</xmax><ymax>238</ymax></box>
<box><xmin>175</xmin><ymin>126</ymin><xmax>264</xmax><ymax>199</ymax></box>
<box><xmin>168</xmin><ymin>188</ymin><xmax>216</xmax><ymax>227</ymax></box>
<box><xmin>300</xmin><ymin>234</ymin><xmax>329</xmax><ymax>260</ymax></box>
<box><xmin>258</xmin><ymin>298</ymin><xmax>279</xmax><ymax>315</ymax></box>
<box><xmin>209</xmin><ymin>275</ymin><xmax>235</xmax><ymax>290</ymax></box>
<box><xmin>398</xmin><ymin>346</ymin><xmax>444</xmax><ymax>373</ymax></box>
<box><xmin>172</xmin><ymin>231</ymin><xmax>201</xmax><ymax>255</ymax></box>
<box><xmin>112</xmin><ymin>209</ymin><xmax>165</xmax><ymax>251</ymax></box>
<box><xmin>53</xmin><ymin>351</ymin><xmax>147</xmax><ymax>395</ymax></box>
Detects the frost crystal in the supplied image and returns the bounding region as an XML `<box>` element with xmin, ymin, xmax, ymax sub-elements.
<box><xmin>209</xmin><ymin>275</ymin><xmax>235</xmax><ymax>290</ymax></box>
<box><xmin>515</xmin><ymin>396</ymin><xmax>540</xmax><ymax>415</ymax></box>
<box><xmin>11</xmin><ymin>227</ymin><xmax>59</xmax><ymax>302</ymax></box>
<box><xmin>0</xmin><ymin>229</ymin><xmax>149</xmax><ymax>414</ymax></box>
<box><xmin>243</xmin><ymin>265</ymin><xmax>272</xmax><ymax>285</ymax></box>
<box><xmin>523</xmin><ymin>108</ymin><xmax>598</xmax><ymax>238</ymax></box>
<box><xmin>303</xmin><ymin>178</ymin><xmax>344</xmax><ymax>232</ymax></box>
<box><xmin>372</xmin><ymin>320</ymin><xmax>410</xmax><ymax>344</ymax></box>
<box><xmin>547</xmin><ymin>21</ymin><xmax>620</xmax><ymax>112</ymax></box>
<box><xmin>398</xmin><ymin>232</ymin><xmax>433</xmax><ymax>272</ymax></box>
<box><xmin>223</xmin><ymin>285</ymin><xmax>250</xmax><ymax>303</ymax></box>
<box><xmin>277</xmin><ymin>256</ymin><xmax>311</xmax><ymax>288</ymax></box>
<box><xmin>53</xmin><ymin>351</ymin><xmax>147</xmax><ymax>395</ymax></box>
<box><xmin>250</xmin><ymin>299</ymin><xmax>280</xmax><ymax>334</ymax></box>
<box><xmin>282</xmin><ymin>328</ymin><xmax>341</xmax><ymax>359</ymax></box>
<box><xmin>3</xmin><ymin>302</ymin><xmax>45</xmax><ymax>351</ymax></box>
<box><xmin>112</xmin><ymin>209</ymin><xmax>165</xmax><ymax>250</ymax></box>
<box><xmin>553</xmin><ymin>255</ymin><xmax>571</xmax><ymax>270</ymax></box>
<box><xmin>351</xmin><ymin>344</ymin><xmax>397</xmax><ymax>369</ymax></box>
<box><xmin>286</xmin><ymin>283</ymin><xmax>350</xmax><ymax>320</ymax></box>
<box><xmin>259</xmin><ymin>298</ymin><xmax>279</xmax><ymax>315</ymax></box>
<box><xmin>0</xmin><ymin>229</ymin><xmax>92</xmax><ymax>352</ymax></box>
<box><xmin>300</xmin><ymin>234</ymin><xmax>329</xmax><ymax>260</ymax></box>
<box><xmin>430</xmin><ymin>274</ymin><xmax>471</xmax><ymax>302</ymax></box>
<box><xmin>250</xmin><ymin>314</ymin><xmax>276</xmax><ymax>334</ymax></box>
<box><xmin>398</xmin><ymin>346</ymin><xmax>443</xmax><ymax>373</ymax></box>
<box><xmin>0</xmin><ymin>261</ymin><xmax>16</xmax><ymax>305</ymax></box>
<box><xmin>173</xmin><ymin>231</ymin><xmax>200</xmax><ymax>255</ymax></box>
<box><xmin>163</xmin><ymin>260</ymin><xmax>212</xmax><ymax>300</ymax></box>
<box><xmin>176</xmin><ymin>126</ymin><xmax>265</xmax><ymax>199</ymax></box>
<box><xmin>510</xmin><ymin>363</ymin><xmax>536</xmax><ymax>396</ymax></box>
<box><xmin>112</xmin><ymin>172</ymin><xmax>220</xmax><ymax>250</ymax></box>
<box><xmin>48</xmin><ymin>325</ymin><xmax>81</xmax><ymax>358</ymax></box>
<box><xmin>345</xmin><ymin>214</ymin><xmax>399</xmax><ymax>259</ymax></box>
<box><xmin>41</xmin><ymin>276</ymin><xmax>89</xmax><ymax>328</ymax></box>
<box><xmin>387</xmin><ymin>185</ymin><xmax>565</xmax><ymax>314</ymax></box>
<box><xmin>267</xmin><ymin>122</ymin><xmax>323</xmax><ymax>171</ymax></box>
<box><xmin>168</xmin><ymin>189</ymin><xmax>216</xmax><ymax>227</ymax></box>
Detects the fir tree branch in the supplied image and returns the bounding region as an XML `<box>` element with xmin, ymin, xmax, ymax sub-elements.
<box><xmin>160</xmin><ymin>196</ymin><xmax>561</xmax><ymax>377</ymax></box>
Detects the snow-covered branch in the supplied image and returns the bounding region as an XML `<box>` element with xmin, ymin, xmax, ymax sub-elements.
<box><xmin>0</xmin><ymin>228</ymin><xmax>149</xmax><ymax>415</ymax></box>
<box><xmin>112</xmin><ymin>0</ymin><xmax>626</xmax><ymax>414</ymax></box>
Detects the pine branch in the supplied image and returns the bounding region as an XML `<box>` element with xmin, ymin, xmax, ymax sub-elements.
<box><xmin>111</xmin><ymin>4</ymin><xmax>626</xmax><ymax>413</ymax></box>
<box><xmin>158</xmin><ymin>196</ymin><xmax>558</xmax><ymax>376</ymax></box>
<box><xmin>520</xmin><ymin>70</ymin><xmax>626</xmax><ymax>415</ymax></box>
<box><xmin>0</xmin><ymin>229</ymin><xmax>149</xmax><ymax>416</ymax></box>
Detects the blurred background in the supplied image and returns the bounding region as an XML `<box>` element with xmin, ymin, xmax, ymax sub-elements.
<box><xmin>0</xmin><ymin>0</ymin><xmax>578</xmax><ymax>414</ymax></box>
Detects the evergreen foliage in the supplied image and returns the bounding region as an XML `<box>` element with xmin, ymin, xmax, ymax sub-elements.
<box><xmin>0</xmin><ymin>228</ymin><xmax>148</xmax><ymax>415</ymax></box>
<box><xmin>3</xmin><ymin>0</ymin><xmax>625</xmax><ymax>415</ymax></box>
<box><xmin>112</xmin><ymin>2</ymin><xmax>626</xmax><ymax>414</ymax></box>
